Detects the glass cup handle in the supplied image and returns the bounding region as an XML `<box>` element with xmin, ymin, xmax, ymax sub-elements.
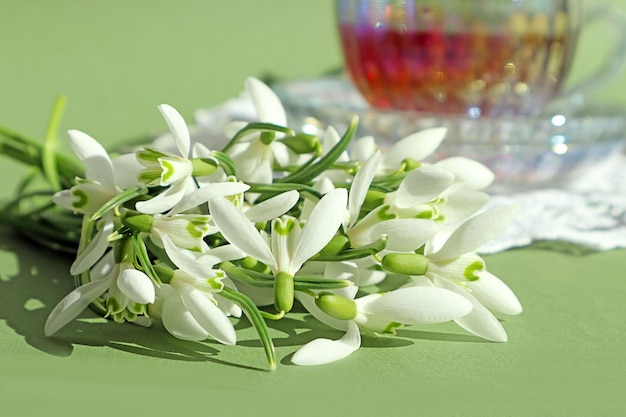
<box><xmin>556</xmin><ymin>4</ymin><xmax>626</xmax><ymax>109</ymax></box>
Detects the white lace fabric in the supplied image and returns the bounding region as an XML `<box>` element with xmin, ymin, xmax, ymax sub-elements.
<box><xmin>193</xmin><ymin>96</ymin><xmax>626</xmax><ymax>254</ymax></box>
<box><xmin>481</xmin><ymin>151</ymin><xmax>626</xmax><ymax>254</ymax></box>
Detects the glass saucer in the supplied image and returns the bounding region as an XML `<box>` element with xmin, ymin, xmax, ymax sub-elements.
<box><xmin>273</xmin><ymin>77</ymin><xmax>626</xmax><ymax>192</ymax></box>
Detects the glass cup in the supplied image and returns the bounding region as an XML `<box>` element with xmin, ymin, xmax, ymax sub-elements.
<box><xmin>336</xmin><ymin>0</ymin><xmax>626</xmax><ymax>117</ymax></box>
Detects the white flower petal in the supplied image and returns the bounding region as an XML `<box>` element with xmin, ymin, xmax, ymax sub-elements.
<box><xmin>177</xmin><ymin>284</ymin><xmax>237</xmax><ymax>345</ymax></box>
<box><xmin>51</xmin><ymin>190</ymin><xmax>76</xmax><ymax>212</ymax></box>
<box><xmin>204</xmin><ymin>244</ymin><xmax>245</xmax><ymax>263</ymax></box>
<box><xmin>360</xmin><ymin>218</ymin><xmax>439</xmax><ymax>252</ymax></box>
<box><xmin>67</xmin><ymin>129</ymin><xmax>116</xmax><ymax>190</ymax></box>
<box><xmin>116</xmin><ymin>266</ymin><xmax>155</xmax><ymax>304</ymax></box>
<box><xmin>168</xmin><ymin>181</ymin><xmax>249</xmax><ymax>215</ymax></box>
<box><xmin>436</xmin><ymin>157</ymin><xmax>495</xmax><ymax>190</ymax></box>
<box><xmin>300</xmin><ymin>177</ymin><xmax>335</xmax><ymax>222</ymax></box>
<box><xmin>383</xmin><ymin>127</ymin><xmax>447</xmax><ymax>170</ymax></box>
<box><xmin>468</xmin><ymin>271</ymin><xmax>523</xmax><ymax>315</ymax></box>
<box><xmin>434</xmin><ymin>276</ymin><xmax>508</xmax><ymax>342</ymax></box>
<box><xmin>348</xmin><ymin>152</ymin><xmax>381</xmax><ymax>227</ymax></box>
<box><xmin>209</xmin><ymin>196</ymin><xmax>276</xmax><ymax>267</ymax></box>
<box><xmin>245</xmin><ymin>77</ymin><xmax>287</xmax><ymax>126</ymax></box>
<box><xmin>70</xmin><ymin>219</ymin><xmax>114</xmax><ymax>275</ymax></box>
<box><xmin>354</xmin><ymin>258</ymin><xmax>387</xmax><ymax>287</ymax></box>
<box><xmin>440</xmin><ymin>190</ymin><xmax>490</xmax><ymax>224</ymax></box>
<box><xmin>291</xmin><ymin>321</ymin><xmax>361</xmax><ymax>366</ymax></box>
<box><xmin>351</xmin><ymin>135</ymin><xmax>377</xmax><ymax>162</ymax></box>
<box><xmin>291</xmin><ymin>188</ymin><xmax>348</xmax><ymax>271</ymax></box>
<box><xmin>161</xmin><ymin>291</ymin><xmax>210</xmax><ymax>341</ymax></box>
<box><xmin>271</xmin><ymin>141</ymin><xmax>292</xmax><ymax>167</ymax></box>
<box><xmin>159</xmin><ymin>231</ymin><xmax>220</xmax><ymax>278</ymax></box>
<box><xmin>44</xmin><ymin>276</ymin><xmax>112</xmax><ymax>336</ymax></box>
<box><xmin>359</xmin><ymin>286</ymin><xmax>473</xmax><ymax>326</ymax></box>
<box><xmin>395</xmin><ymin>166</ymin><xmax>455</xmax><ymax>209</ymax></box>
<box><xmin>430</xmin><ymin>205</ymin><xmax>520</xmax><ymax>261</ymax></box>
<box><xmin>244</xmin><ymin>190</ymin><xmax>299</xmax><ymax>223</ymax></box>
<box><xmin>158</xmin><ymin>104</ymin><xmax>191</xmax><ymax>158</ymax></box>
<box><xmin>112</xmin><ymin>153</ymin><xmax>143</xmax><ymax>189</ymax></box>
<box><xmin>135</xmin><ymin>179</ymin><xmax>191</xmax><ymax>214</ymax></box>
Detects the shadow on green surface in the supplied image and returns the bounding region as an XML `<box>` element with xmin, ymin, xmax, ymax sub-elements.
<box><xmin>0</xmin><ymin>225</ymin><xmax>491</xmax><ymax>372</ymax></box>
<box><xmin>0</xmin><ymin>228</ymin><xmax>266</xmax><ymax>370</ymax></box>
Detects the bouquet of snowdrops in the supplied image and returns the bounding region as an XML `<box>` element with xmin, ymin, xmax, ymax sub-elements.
<box><xmin>0</xmin><ymin>78</ymin><xmax>522</xmax><ymax>370</ymax></box>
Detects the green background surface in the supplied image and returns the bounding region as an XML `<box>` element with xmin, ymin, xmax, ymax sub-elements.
<box><xmin>1</xmin><ymin>1</ymin><xmax>626</xmax><ymax>416</ymax></box>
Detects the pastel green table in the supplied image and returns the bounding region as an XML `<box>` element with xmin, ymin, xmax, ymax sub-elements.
<box><xmin>1</xmin><ymin>1</ymin><xmax>625</xmax><ymax>416</ymax></box>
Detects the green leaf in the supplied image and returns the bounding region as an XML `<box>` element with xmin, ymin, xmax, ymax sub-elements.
<box><xmin>313</xmin><ymin>235</ymin><xmax>388</xmax><ymax>262</ymax></box>
<box><xmin>42</xmin><ymin>96</ymin><xmax>66</xmax><ymax>192</ymax></box>
<box><xmin>220</xmin><ymin>287</ymin><xmax>276</xmax><ymax>371</ymax></box>
<box><xmin>221</xmin><ymin>122</ymin><xmax>294</xmax><ymax>154</ymax></box>
<box><xmin>209</xmin><ymin>151</ymin><xmax>237</xmax><ymax>176</ymax></box>
<box><xmin>132</xmin><ymin>234</ymin><xmax>162</xmax><ymax>286</ymax></box>
<box><xmin>277</xmin><ymin>116</ymin><xmax>358</xmax><ymax>184</ymax></box>
<box><xmin>90</xmin><ymin>186</ymin><xmax>148</xmax><ymax>221</ymax></box>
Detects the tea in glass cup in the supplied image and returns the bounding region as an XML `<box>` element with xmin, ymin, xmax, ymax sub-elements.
<box><xmin>336</xmin><ymin>0</ymin><xmax>626</xmax><ymax>117</ymax></box>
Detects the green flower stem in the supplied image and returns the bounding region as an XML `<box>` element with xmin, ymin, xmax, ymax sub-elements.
<box><xmin>0</xmin><ymin>125</ymin><xmax>83</xmax><ymax>184</ymax></box>
<box><xmin>91</xmin><ymin>186</ymin><xmax>148</xmax><ymax>221</ymax></box>
<box><xmin>313</xmin><ymin>235</ymin><xmax>388</xmax><ymax>262</ymax></box>
<box><xmin>219</xmin><ymin>287</ymin><xmax>277</xmax><ymax>371</ymax></box>
<box><xmin>260</xmin><ymin>310</ymin><xmax>285</xmax><ymax>320</ymax></box>
<box><xmin>247</xmin><ymin>182</ymin><xmax>321</xmax><ymax>202</ymax></box>
<box><xmin>209</xmin><ymin>151</ymin><xmax>237</xmax><ymax>177</ymax></box>
<box><xmin>42</xmin><ymin>96</ymin><xmax>66</xmax><ymax>192</ymax></box>
<box><xmin>276</xmin><ymin>115</ymin><xmax>358</xmax><ymax>184</ymax></box>
<box><xmin>223</xmin><ymin>262</ymin><xmax>354</xmax><ymax>291</ymax></box>
<box><xmin>132</xmin><ymin>233</ymin><xmax>162</xmax><ymax>286</ymax></box>
<box><xmin>220</xmin><ymin>262</ymin><xmax>273</xmax><ymax>287</ymax></box>
<box><xmin>74</xmin><ymin>216</ymin><xmax>107</xmax><ymax>316</ymax></box>
<box><xmin>221</xmin><ymin>122</ymin><xmax>294</xmax><ymax>154</ymax></box>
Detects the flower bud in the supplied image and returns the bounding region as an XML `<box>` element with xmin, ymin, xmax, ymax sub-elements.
<box><xmin>315</xmin><ymin>292</ymin><xmax>357</xmax><ymax>320</ymax></box>
<box><xmin>318</xmin><ymin>234</ymin><xmax>351</xmax><ymax>257</ymax></box>
<box><xmin>361</xmin><ymin>189</ymin><xmax>386</xmax><ymax>212</ymax></box>
<box><xmin>122</xmin><ymin>213</ymin><xmax>153</xmax><ymax>233</ymax></box>
<box><xmin>274</xmin><ymin>272</ymin><xmax>294</xmax><ymax>313</ymax></box>
<box><xmin>279</xmin><ymin>133</ymin><xmax>321</xmax><ymax>154</ymax></box>
<box><xmin>191</xmin><ymin>157</ymin><xmax>218</xmax><ymax>177</ymax></box>
<box><xmin>381</xmin><ymin>253</ymin><xmax>429</xmax><ymax>276</ymax></box>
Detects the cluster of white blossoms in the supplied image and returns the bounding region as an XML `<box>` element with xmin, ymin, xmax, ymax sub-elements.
<box><xmin>43</xmin><ymin>77</ymin><xmax>522</xmax><ymax>369</ymax></box>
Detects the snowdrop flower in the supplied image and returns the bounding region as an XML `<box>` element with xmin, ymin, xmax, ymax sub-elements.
<box><xmin>149</xmin><ymin>270</ymin><xmax>236</xmax><ymax>344</ymax></box>
<box><xmin>136</xmin><ymin>104</ymin><xmax>230</xmax><ymax>214</ymax></box>
<box><xmin>44</xmin><ymin>239</ymin><xmax>155</xmax><ymax>336</ymax></box>
<box><xmin>122</xmin><ymin>180</ymin><xmax>251</xmax><ymax>253</ymax></box>
<box><xmin>351</xmin><ymin>127</ymin><xmax>447</xmax><ymax>175</ymax></box>
<box><xmin>209</xmin><ymin>188</ymin><xmax>348</xmax><ymax>313</ymax></box>
<box><xmin>52</xmin><ymin>129</ymin><xmax>141</xmax><ymax>275</ymax></box>
<box><xmin>391</xmin><ymin>205</ymin><xmax>523</xmax><ymax>342</ymax></box>
<box><xmin>52</xmin><ymin>130</ymin><xmax>137</xmax><ymax>214</ymax></box>
<box><xmin>380</xmin><ymin>163</ymin><xmax>490</xmax><ymax>225</ymax></box>
<box><xmin>344</xmin><ymin>151</ymin><xmax>441</xmax><ymax>251</ymax></box>
<box><xmin>148</xmin><ymin>233</ymin><xmax>242</xmax><ymax>343</ymax></box>
<box><xmin>292</xmin><ymin>263</ymin><xmax>473</xmax><ymax>365</ymax></box>
<box><xmin>227</xmin><ymin>77</ymin><xmax>301</xmax><ymax>185</ymax></box>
